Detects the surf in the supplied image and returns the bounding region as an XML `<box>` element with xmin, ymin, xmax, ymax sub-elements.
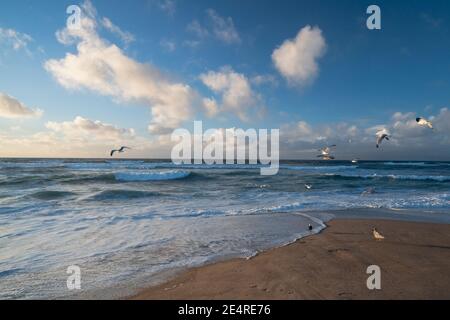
<box><xmin>114</xmin><ymin>170</ymin><xmax>191</xmax><ymax>181</ymax></box>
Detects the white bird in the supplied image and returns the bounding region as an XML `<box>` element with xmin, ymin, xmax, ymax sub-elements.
<box><xmin>376</xmin><ymin>130</ymin><xmax>389</xmax><ymax>148</ymax></box>
<box><xmin>416</xmin><ymin>117</ymin><xmax>433</xmax><ymax>129</ymax></box>
<box><xmin>305</xmin><ymin>184</ymin><xmax>312</xmax><ymax>190</ymax></box>
<box><xmin>318</xmin><ymin>144</ymin><xmax>336</xmax><ymax>156</ymax></box>
<box><xmin>110</xmin><ymin>146</ymin><xmax>131</xmax><ymax>157</ymax></box>
<box><xmin>351</xmin><ymin>159</ymin><xmax>359</xmax><ymax>163</ymax></box>
<box><xmin>372</xmin><ymin>228</ymin><xmax>385</xmax><ymax>241</ymax></box>
<box><xmin>317</xmin><ymin>144</ymin><xmax>336</xmax><ymax>160</ymax></box>
<box><xmin>317</xmin><ymin>154</ymin><xmax>335</xmax><ymax>160</ymax></box>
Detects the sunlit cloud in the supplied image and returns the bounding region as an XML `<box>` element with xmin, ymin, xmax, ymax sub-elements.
<box><xmin>200</xmin><ymin>67</ymin><xmax>263</xmax><ymax>121</ymax></box>
<box><xmin>0</xmin><ymin>93</ymin><xmax>43</xmax><ymax>119</ymax></box>
<box><xmin>272</xmin><ymin>25</ymin><xmax>326</xmax><ymax>87</ymax></box>
<box><xmin>206</xmin><ymin>9</ymin><xmax>241</xmax><ymax>45</ymax></box>
<box><xmin>101</xmin><ymin>17</ymin><xmax>135</xmax><ymax>45</ymax></box>
<box><xmin>45</xmin><ymin>0</ymin><xmax>197</xmax><ymax>135</ymax></box>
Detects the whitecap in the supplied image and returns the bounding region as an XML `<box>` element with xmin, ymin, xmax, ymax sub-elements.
<box><xmin>326</xmin><ymin>173</ymin><xmax>450</xmax><ymax>182</ymax></box>
<box><xmin>115</xmin><ymin>170</ymin><xmax>191</xmax><ymax>182</ymax></box>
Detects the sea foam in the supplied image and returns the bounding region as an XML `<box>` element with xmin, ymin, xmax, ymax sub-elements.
<box><xmin>114</xmin><ymin>170</ymin><xmax>191</xmax><ymax>181</ymax></box>
<box><xmin>327</xmin><ymin>173</ymin><xmax>450</xmax><ymax>182</ymax></box>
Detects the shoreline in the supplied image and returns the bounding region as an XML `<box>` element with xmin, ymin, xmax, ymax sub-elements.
<box><xmin>129</xmin><ymin>218</ymin><xmax>450</xmax><ymax>300</ymax></box>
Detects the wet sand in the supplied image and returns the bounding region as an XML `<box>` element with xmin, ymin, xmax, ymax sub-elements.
<box><xmin>131</xmin><ymin>219</ymin><xmax>450</xmax><ymax>300</ymax></box>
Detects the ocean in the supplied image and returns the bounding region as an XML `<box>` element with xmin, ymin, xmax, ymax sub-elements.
<box><xmin>0</xmin><ymin>159</ymin><xmax>449</xmax><ymax>299</ymax></box>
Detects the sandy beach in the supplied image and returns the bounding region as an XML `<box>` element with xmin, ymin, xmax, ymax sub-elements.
<box><xmin>131</xmin><ymin>219</ymin><xmax>450</xmax><ymax>300</ymax></box>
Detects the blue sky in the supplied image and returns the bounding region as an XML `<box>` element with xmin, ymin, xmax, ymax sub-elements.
<box><xmin>0</xmin><ymin>0</ymin><xmax>449</xmax><ymax>159</ymax></box>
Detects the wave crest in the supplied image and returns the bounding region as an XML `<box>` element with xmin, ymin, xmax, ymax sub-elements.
<box><xmin>327</xmin><ymin>173</ymin><xmax>450</xmax><ymax>182</ymax></box>
<box><xmin>115</xmin><ymin>170</ymin><xmax>191</xmax><ymax>182</ymax></box>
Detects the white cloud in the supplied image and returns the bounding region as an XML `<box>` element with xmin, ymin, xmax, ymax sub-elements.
<box><xmin>183</xmin><ymin>40</ymin><xmax>201</xmax><ymax>49</ymax></box>
<box><xmin>390</xmin><ymin>112</ymin><xmax>426</xmax><ymax>139</ymax></box>
<box><xmin>433</xmin><ymin>108</ymin><xmax>450</xmax><ymax>135</ymax></box>
<box><xmin>280</xmin><ymin>107</ymin><xmax>450</xmax><ymax>160</ymax></box>
<box><xmin>206</xmin><ymin>9</ymin><xmax>241</xmax><ymax>44</ymax></box>
<box><xmin>421</xmin><ymin>13</ymin><xmax>443</xmax><ymax>30</ymax></box>
<box><xmin>250</xmin><ymin>74</ymin><xmax>279</xmax><ymax>87</ymax></box>
<box><xmin>281</xmin><ymin>120</ymin><xmax>359</xmax><ymax>145</ymax></box>
<box><xmin>0</xmin><ymin>93</ymin><xmax>43</xmax><ymax>119</ymax></box>
<box><xmin>2</xmin><ymin>109</ymin><xmax>450</xmax><ymax>159</ymax></box>
<box><xmin>45</xmin><ymin>116</ymin><xmax>135</xmax><ymax>139</ymax></box>
<box><xmin>282</xmin><ymin>121</ymin><xmax>315</xmax><ymax>143</ymax></box>
<box><xmin>101</xmin><ymin>17</ymin><xmax>135</xmax><ymax>45</ymax></box>
<box><xmin>388</xmin><ymin>110</ymin><xmax>450</xmax><ymax>143</ymax></box>
<box><xmin>281</xmin><ymin>120</ymin><xmax>385</xmax><ymax>159</ymax></box>
<box><xmin>202</xmin><ymin>97</ymin><xmax>219</xmax><ymax>117</ymax></box>
<box><xmin>199</xmin><ymin>67</ymin><xmax>262</xmax><ymax>121</ymax></box>
<box><xmin>272</xmin><ymin>25</ymin><xmax>326</xmax><ymax>87</ymax></box>
<box><xmin>392</xmin><ymin>111</ymin><xmax>415</xmax><ymax>122</ymax></box>
<box><xmin>187</xmin><ymin>20</ymin><xmax>209</xmax><ymax>38</ymax></box>
<box><xmin>45</xmin><ymin>0</ymin><xmax>196</xmax><ymax>135</ymax></box>
<box><xmin>160</xmin><ymin>39</ymin><xmax>176</xmax><ymax>52</ymax></box>
<box><xmin>185</xmin><ymin>10</ymin><xmax>240</xmax><ymax>46</ymax></box>
<box><xmin>1</xmin><ymin>122</ymin><xmax>256</xmax><ymax>158</ymax></box>
<box><xmin>0</xmin><ymin>27</ymin><xmax>33</xmax><ymax>53</ymax></box>
<box><xmin>0</xmin><ymin>114</ymin><xmax>179</xmax><ymax>158</ymax></box>
<box><xmin>151</xmin><ymin>0</ymin><xmax>176</xmax><ymax>16</ymax></box>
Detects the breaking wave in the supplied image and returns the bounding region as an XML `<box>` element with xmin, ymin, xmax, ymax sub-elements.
<box><xmin>327</xmin><ymin>173</ymin><xmax>450</xmax><ymax>182</ymax></box>
<box><xmin>114</xmin><ymin>170</ymin><xmax>191</xmax><ymax>182</ymax></box>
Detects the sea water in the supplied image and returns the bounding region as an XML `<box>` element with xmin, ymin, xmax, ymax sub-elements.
<box><xmin>0</xmin><ymin>159</ymin><xmax>449</xmax><ymax>299</ymax></box>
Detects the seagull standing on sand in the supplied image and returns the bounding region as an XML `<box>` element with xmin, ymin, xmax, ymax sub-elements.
<box><xmin>110</xmin><ymin>146</ymin><xmax>131</xmax><ymax>157</ymax></box>
<box><xmin>416</xmin><ymin>117</ymin><xmax>433</xmax><ymax>129</ymax></box>
<box><xmin>376</xmin><ymin>130</ymin><xmax>389</xmax><ymax>148</ymax></box>
<box><xmin>372</xmin><ymin>228</ymin><xmax>385</xmax><ymax>241</ymax></box>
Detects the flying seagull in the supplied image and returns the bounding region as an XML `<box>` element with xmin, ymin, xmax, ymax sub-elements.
<box><xmin>372</xmin><ymin>228</ymin><xmax>385</xmax><ymax>241</ymax></box>
<box><xmin>416</xmin><ymin>117</ymin><xmax>433</xmax><ymax>129</ymax></box>
<box><xmin>376</xmin><ymin>130</ymin><xmax>389</xmax><ymax>148</ymax></box>
<box><xmin>317</xmin><ymin>154</ymin><xmax>335</xmax><ymax>160</ymax></box>
<box><xmin>351</xmin><ymin>159</ymin><xmax>359</xmax><ymax>163</ymax></box>
<box><xmin>305</xmin><ymin>184</ymin><xmax>312</xmax><ymax>190</ymax></box>
<box><xmin>317</xmin><ymin>154</ymin><xmax>334</xmax><ymax>160</ymax></box>
<box><xmin>110</xmin><ymin>146</ymin><xmax>131</xmax><ymax>157</ymax></box>
<box><xmin>318</xmin><ymin>144</ymin><xmax>337</xmax><ymax>156</ymax></box>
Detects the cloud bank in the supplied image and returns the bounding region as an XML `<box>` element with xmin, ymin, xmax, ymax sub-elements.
<box><xmin>281</xmin><ymin>108</ymin><xmax>450</xmax><ymax>160</ymax></box>
<box><xmin>0</xmin><ymin>115</ymin><xmax>176</xmax><ymax>158</ymax></box>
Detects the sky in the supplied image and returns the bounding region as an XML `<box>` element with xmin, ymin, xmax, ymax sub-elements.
<box><xmin>0</xmin><ymin>0</ymin><xmax>449</xmax><ymax>160</ymax></box>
